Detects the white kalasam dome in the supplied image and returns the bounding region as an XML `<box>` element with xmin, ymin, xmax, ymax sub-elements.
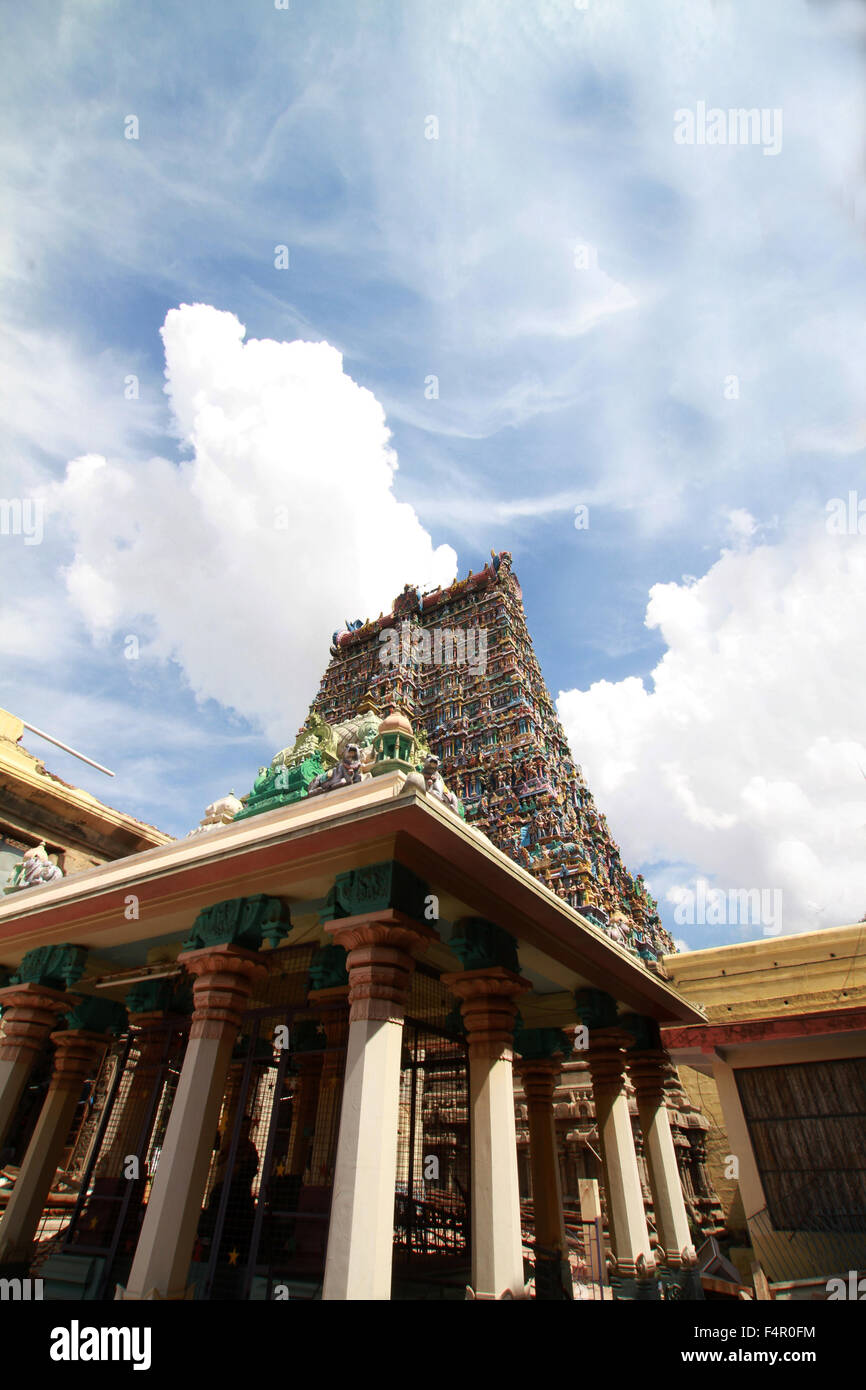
<box><xmin>187</xmin><ymin>793</ymin><xmax>243</xmax><ymax>836</ymax></box>
<box><xmin>210</xmin><ymin>793</ymin><xmax>243</xmax><ymax>819</ymax></box>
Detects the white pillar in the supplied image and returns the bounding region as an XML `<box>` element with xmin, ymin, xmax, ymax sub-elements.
<box><xmin>443</xmin><ymin>966</ymin><xmax>530</xmax><ymax>1299</ymax></box>
<box><xmin>325</xmin><ymin>1017</ymin><xmax>405</xmax><ymax>1299</ymax></box>
<box><xmin>120</xmin><ymin>945</ymin><xmax>265</xmax><ymax>1300</ymax></box>
<box><xmin>322</xmin><ymin>912</ymin><xmax>435</xmax><ymax>1302</ymax></box>
<box><xmin>587</xmin><ymin>1029</ymin><xmax>655</xmax><ymax>1278</ymax></box>
<box><xmin>630</xmin><ymin>1049</ymin><xmax>694</xmax><ymax>1267</ymax></box>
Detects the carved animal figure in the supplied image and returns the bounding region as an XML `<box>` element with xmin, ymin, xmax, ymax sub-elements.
<box><xmin>308</xmin><ymin>744</ymin><xmax>366</xmax><ymax>796</ymax></box>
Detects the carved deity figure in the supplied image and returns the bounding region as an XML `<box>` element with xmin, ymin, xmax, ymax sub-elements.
<box><xmin>4</xmin><ymin>843</ymin><xmax>64</xmax><ymax>894</ymax></box>
<box><xmin>307</xmin><ymin>743</ymin><xmax>367</xmax><ymax>796</ymax></box>
<box><xmin>304</xmin><ymin>712</ymin><xmax>337</xmax><ymax>760</ymax></box>
<box><xmin>605</xmin><ymin>916</ymin><xmax>631</xmax><ymax>948</ymax></box>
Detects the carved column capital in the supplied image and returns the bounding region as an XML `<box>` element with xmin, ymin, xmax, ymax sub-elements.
<box><xmin>0</xmin><ymin>982</ymin><xmax>73</xmax><ymax>1063</ymax></box>
<box><xmin>441</xmin><ymin>967</ymin><xmax>530</xmax><ymax>1061</ymax></box>
<box><xmin>178</xmin><ymin>943</ymin><xmax>267</xmax><ymax>1040</ymax></box>
<box><xmin>48</xmin><ymin>1029</ymin><xmax>109</xmax><ymax>1094</ymax></box>
<box><xmin>627</xmin><ymin>1047</ymin><xmax>671</xmax><ymax>1106</ymax></box>
<box><xmin>585</xmin><ymin>1027</ymin><xmax>634</xmax><ymax>1094</ymax></box>
<box><xmin>514</xmin><ymin>1056</ymin><xmax>562</xmax><ymax>1106</ymax></box>
<box><xmin>325</xmin><ymin>910</ymin><xmax>436</xmax><ymax>1023</ymax></box>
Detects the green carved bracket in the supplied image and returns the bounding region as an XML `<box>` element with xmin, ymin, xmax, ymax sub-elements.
<box><xmin>514</xmin><ymin>1023</ymin><xmax>574</xmax><ymax>1060</ymax></box>
<box><xmin>64</xmin><ymin>996</ymin><xmax>128</xmax><ymax>1035</ymax></box>
<box><xmin>618</xmin><ymin>1013</ymin><xmax>662</xmax><ymax>1051</ymax></box>
<box><xmin>183</xmin><ymin>895</ymin><xmax>292</xmax><ymax>952</ymax></box>
<box><xmin>9</xmin><ymin>944</ymin><xmax>88</xmax><ymax>991</ymax></box>
<box><xmin>125</xmin><ymin>976</ymin><xmax>192</xmax><ymax>1017</ymax></box>
<box><xmin>450</xmin><ymin>917</ymin><xmax>520</xmax><ymax>973</ymax></box>
<box><xmin>574</xmin><ymin>987</ymin><xmax>619</xmax><ymax>1030</ymax></box>
<box><xmin>308</xmin><ymin>944</ymin><xmax>348</xmax><ymax>991</ymax></box>
<box><xmin>330</xmin><ymin>860</ymin><xmax>431</xmax><ymax>922</ymax></box>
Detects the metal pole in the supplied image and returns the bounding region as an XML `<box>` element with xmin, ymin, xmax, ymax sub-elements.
<box><xmin>21</xmin><ymin>721</ymin><xmax>115</xmax><ymax>777</ymax></box>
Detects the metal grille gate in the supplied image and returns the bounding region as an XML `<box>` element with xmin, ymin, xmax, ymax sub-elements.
<box><xmin>191</xmin><ymin>942</ymin><xmax>325</xmax><ymax>1299</ymax></box>
<box><xmin>393</xmin><ymin>968</ymin><xmax>471</xmax><ymax>1295</ymax></box>
<box><xmin>193</xmin><ymin>1003</ymin><xmax>331</xmax><ymax>1299</ymax></box>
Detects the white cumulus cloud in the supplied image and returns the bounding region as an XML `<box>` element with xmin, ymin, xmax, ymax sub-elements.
<box><xmin>43</xmin><ymin>304</ymin><xmax>457</xmax><ymax>741</ymax></box>
<box><xmin>557</xmin><ymin>526</ymin><xmax>866</xmax><ymax>936</ymax></box>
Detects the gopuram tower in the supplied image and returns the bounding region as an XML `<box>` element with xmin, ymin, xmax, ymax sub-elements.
<box><xmin>289</xmin><ymin>551</ymin><xmax>723</xmax><ymax>1243</ymax></box>
<box><xmin>309</xmin><ymin>550</ymin><xmax>675</xmax><ymax>963</ymax></box>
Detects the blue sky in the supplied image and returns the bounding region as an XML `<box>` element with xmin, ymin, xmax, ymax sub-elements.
<box><xmin>1</xmin><ymin>0</ymin><xmax>865</xmax><ymax>947</ymax></box>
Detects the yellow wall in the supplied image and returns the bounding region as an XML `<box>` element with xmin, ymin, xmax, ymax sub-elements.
<box><xmin>662</xmin><ymin>922</ymin><xmax>866</xmax><ymax>1020</ymax></box>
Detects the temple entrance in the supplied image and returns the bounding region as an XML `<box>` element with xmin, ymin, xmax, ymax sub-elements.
<box><xmin>51</xmin><ymin>950</ymin><xmax>469</xmax><ymax>1300</ymax></box>
<box><xmin>192</xmin><ymin>1003</ymin><xmax>335</xmax><ymax>1300</ymax></box>
<box><xmin>190</xmin><ymin>941</ymin><xmax>332</xmax><ymax>1300</ymax></box>
<box><xmin>392</xmin><ymin>970</ymin><xmax>471</xmax><ymax>1298</ymax></box>
<box><xmin>54</xmin><ymin>943</ymin><xmax>328</xmax><ymax>1300</ymax></box>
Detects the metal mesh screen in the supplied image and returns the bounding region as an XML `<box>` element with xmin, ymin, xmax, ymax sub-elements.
<box><xmin>393</xmin><ymin>969</ymin><xmax>470</xmax><ymax>1280</ymax></box>
<box><xmin>194</xmin><ymin>945</ymin><xmax>333</xmax><ymax>1299</ymax></box>
<box><xmin>247</xmin><ymin>944</ymin><xmax>316</xmax><ymax>1009</ymax></box>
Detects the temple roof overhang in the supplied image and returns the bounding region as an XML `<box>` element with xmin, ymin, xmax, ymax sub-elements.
<box><xmin>0</xmin><ymin>771</ymin><xmax>704</xmax><ymax>1026</ymax></box>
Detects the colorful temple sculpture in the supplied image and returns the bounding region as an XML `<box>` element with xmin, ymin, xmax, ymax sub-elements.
<box><xmin>305</xmin><ymin>552</ymin><xmax>675</xmax><ymax>962</ymax></box>
<box><xmin>3</xmin><ymin>843</ymin><xmax>65</xmax><ymax>894</ymax></box>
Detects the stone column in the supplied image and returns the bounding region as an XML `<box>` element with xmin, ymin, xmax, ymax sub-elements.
<box><xmin>576</xmin><ymin>991</ymin><xmax>654</xmax><ymax>1278</ymax></box>
<box><xmin>443</xmin><ymin>949</ymin><xmax>530</xmax><ymax>1300</ymax></box>
<box><xmin>322</xmin><ymin>913</ymin><xmax>435</xmax><ymax>1301</ymax></box>
<box><xmin>514</xmin><ymin>1053</ymin><xmax>573</xmax><ymax>1300</ymax></box>
<box><xmin>578</xmin><ymin>1177</ymin><xmax>608</xmax><ymax>1290</ymax></box>
<box><xmin>0</xmin><ymin>1021</ymin><xmax>113</xmax><ymax>1266</ymax></box>
<box><xmin>515</xmin><ymin>1058</ymin><xmax>566</xmax><ymax>1246</ymax></box>
<box><xmin>0</xmin><ymin>984</ymin><xmax>76</xmax><ymax>1151</ymax></box>
<box><xmin>120</xmin><ymin>945</ymin><xmax>265</xmax><ymax>1300</ymax></box>
<box><xmin>626</xmin><ymin>1043</ymin><xmax>694</xmax><ymax>1268</ymax></box>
